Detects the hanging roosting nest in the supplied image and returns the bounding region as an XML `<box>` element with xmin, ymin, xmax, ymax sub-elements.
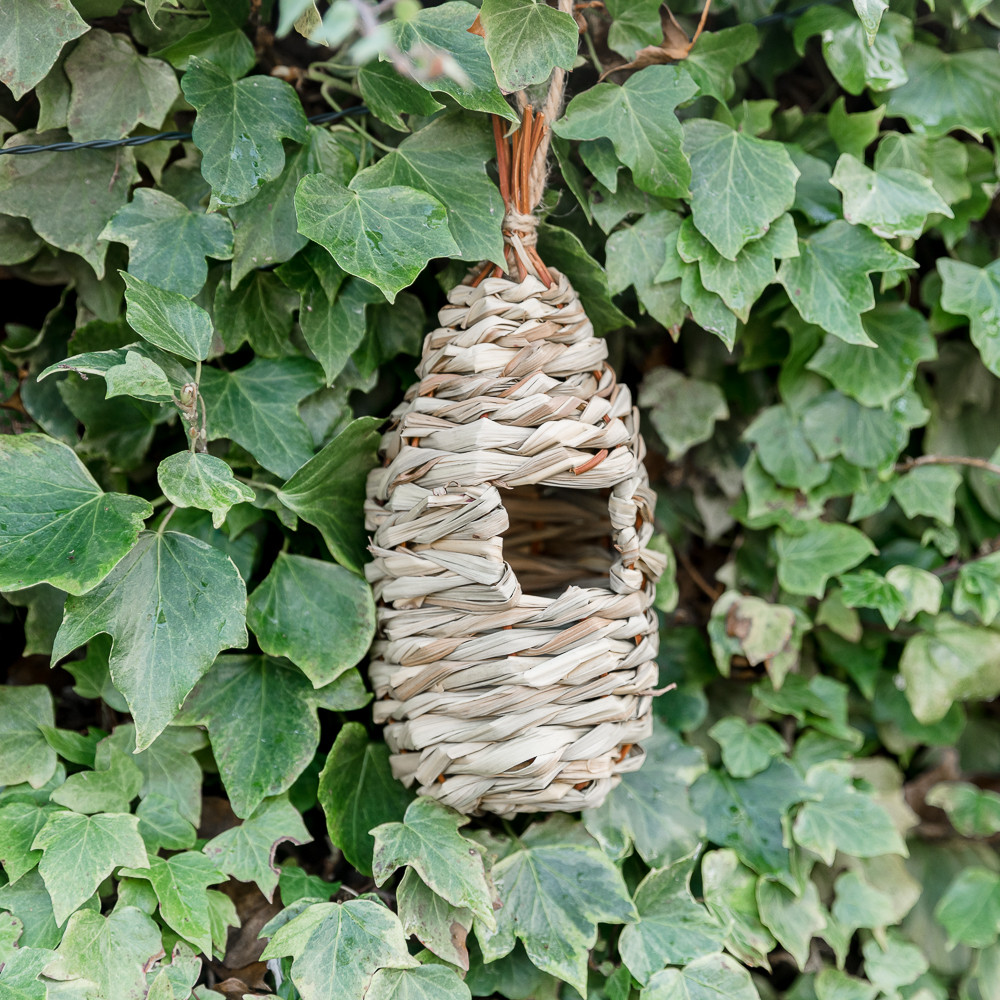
<box><xmin>363</xmin><ymin>104</ymin><xmax>666</xmax><ymax>817</ymax></box>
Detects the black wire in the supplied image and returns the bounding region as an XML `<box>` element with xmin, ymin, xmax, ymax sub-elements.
<box><xmin>0</xmin><ymin>106</ymin><xmax>369</xmax><ymax>155</ymax></box>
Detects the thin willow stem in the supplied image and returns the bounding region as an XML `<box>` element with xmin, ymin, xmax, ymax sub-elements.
<box><xmin>896</xmin><ymin>454</ymin><xmax>1000</xmax><ymax>477</ymax></box>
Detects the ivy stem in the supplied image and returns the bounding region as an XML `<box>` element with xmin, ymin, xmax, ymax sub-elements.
<box><xmin>501</xmin><ymin>817</ymin><xmax>526</xmax><ymax>849</ymax></box>
<box><xmin>150</xmin><ymin>495</ymin><xmax>171</xmax><ymax>508</ymax></box>
<box><xmin>157</xmin><ymin>505</ymin><xmax>178</xmax><ymax>535</ymax></box>
<box><xmin>235</xmin><ymin>475</ymin><xmax>282</xmax><ymax>495</ymax></box>
<box><xmin>895</xmin><ymin>454</ymin><xmax>1000</xmax><ymax>477</ymax></box>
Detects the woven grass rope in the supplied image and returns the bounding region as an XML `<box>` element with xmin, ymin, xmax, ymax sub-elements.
<box><xmin>364</xmin><ymin>62</ymin><xmax>667</xmax><ymax>817</ymax></box>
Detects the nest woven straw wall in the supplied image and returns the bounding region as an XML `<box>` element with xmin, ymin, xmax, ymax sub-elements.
<box><xmin>363</xmin><ymin>82</ymin><xmax>667</xmax><ymax>818</ymax></box>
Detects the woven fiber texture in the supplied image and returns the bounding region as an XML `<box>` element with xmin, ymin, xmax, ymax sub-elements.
<box><xmin>364</xmin><ymin>268</ymin><xmax>666</xmax><ymax>817</ymax></box>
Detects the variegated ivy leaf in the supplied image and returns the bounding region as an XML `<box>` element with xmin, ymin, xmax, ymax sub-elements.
<box><xmin>157</xmin><ymin>451</ymin><xmax>256</xmax><ymax>529</ymax></box>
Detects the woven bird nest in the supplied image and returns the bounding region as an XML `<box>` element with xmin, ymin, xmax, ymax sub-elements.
<box><xmin>363</xmin><ymin>104</ymin><xmax>666</xmax><ymax>818</ymax></box>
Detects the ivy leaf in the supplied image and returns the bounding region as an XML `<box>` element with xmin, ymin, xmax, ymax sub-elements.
<box><xmin>677</xmin><ymin>213</ymin><xmax>798</xmax><ymax>323</ymax></box>
<box><xmin>0</xmin><ymin>801</ymin><xmax>53</xmax><ymax>884</ymax></box>
<box><xmin>54</xmin><ymin>905</ymin><xmax>164</xmax><ymax>1000</ymax></box>
<box><xmin>606</xmin><ymin>0</ymin><xmax>662</xmax><ymax>59</ymax></box>
<box><xmin>50</xmin><ymin>745</ymin><xmax>142</xmax><ymax>815</ymax></box>
<box><xmin>684</xmin><ymin>25</ymin><xmax>760</xmax><ymax>103</ymax></box>
<box><xmin>892</xmin><ymin>465</ymin><xmax>962</xmax><ymax>525</ymax></box>
<box><xmin>372</xmin><ymin>797</ymin><xmax>496</xmax><ymax>929</ymax></box>
<box><xmin>861</xmin><ymin>935</ymin><xmax>928</xmax><ymax>996</ymax></box>
<box><xmin>200</xmin><ymin>356</ymin><xmax>326</xmax><ymax>478</ymax></box>
<box><xmin>933</xmin><ymin>867</ymin><xmax>1000</xmax><ymax>949</ymax></box>
<box><xmin>708</xmin><ymin>718</ymin><xmax>787</xmax><ymax>780</ymax></box>
<box><xmin>885</xmin><ymin>43</ymin><xmax>1000</xmax><ymax>140</ymax></box>
<box><xmin>642</xmin><ymin>954</ymin><xmax>760</xmax><ymax>1000</ymax></box>
<box><xmin>619</xmin><ymin>851</ymin><xmax>725</xmax><ymax>985</ymax></box>
<box><xmin>830</xmin><ymin>154</ymin><xmax>952</xmax><ymax>240</ymax></box>
<box><xmin>367</xmin><ymin>965</ymin><xmax>472</xmax><ymax>1000</ymax></box>
<box><xmin>954</xmin><ymin>551</ymin><xmax>1000</xmax><ymax>625</ymax></box>
<box><xmin>885</xmin><ymin>564</ymin><xmax>943</xmax><ymax>622</ymax></box>
<box><xmin>215</xmin><ymin>270</ymin><xmax>299</xmax><ymax>358</ymax></box>
<box><xmin>606</xmin><ymin>211</ymin><xmax>684</xmax><ymax>329</ymax></box>
<box><xmin>51</xmin><ymin>530</ymin><xmax>248</xmax><ymax>751</ymax></box>
<box><xmin>0</xmin><ymin>131</ymin><xmax>138</xmax><ymax>278</ymax></box>
<box><xmin>938</xmin><ymin>258</ymin><xmax>1000</xmax><ymax>376</ymax></box>
<box><xmin>356</xmin><ymin>61</ymin><xmax>445</xmax><ymax>132</ymax></box>
<box><xmin>792</xmin><ymin>761</ymin><xmax>907</xmax><ymax>865</ymax></box>
<box><xmin>388</xmin><ymin>2</ymin><xmax>517</xmax><ymax>120</ymax></box>
<box><xmin>926</xmin><ymin>781</ymin><xmax>1000</xmax><ymax>837</ymax></box>
<box><xmin>40</xmin><ymin>341</ymin><xmax>191</xmax><ymax>401</ymax></box>
<box><xmin>0</xmin><ymin>0</ymin><xmax>88</xmax><ymax>100</ymax></box>
<box><xmin>118</xmin><ymin>851</ymin><xmax>225</xmax><ymax>955</ymax></box>
<box><xmin>203</xmin><ymin>793</ymin><xmax>311</xmax><ymax>901</ymax></box>
<box><xmin>247</xmin><ymin>552</ymin><xmax>375</xmax><ymax>689</ymax></box>
<box><xmin>680</xmin><ymin>265</ymin><xmax>739</xmax><ymax>350</ymax></box>
<box><xmin>477</xmin><ymin>0</ymin><xmax>578</xmax><ymax>93</ymax></box>
<box><xmin>683</xmin><ymin>119</ymin><xmax>799</xmax><ymax>261</ymax></box>
<box><xmin>853</xmin><ymin>0</ymin><xmax>887</xmax><ymax>42</ymax></box>
<box><xmin>0</xmin><ymin>686</ymin><xmax>57</xmax><ymax>791</ymax></box>
<box><xmin>638</xmin><ymin>366</ymin><xmax>729</xmax><ymax>462</ymax></box>
<box><xmin>775</xmin><ymin>521</ymin><xmax>877</xmax><ymax>598</ymax></box>
<box><xmin>689</xmin><ymin>759</ymin><xmax>811</xmax><ymax>890</ymax></box>
<box><xmin>157</xmin><ymin>452</ymin><xmax>256</xmax><ymax>529</ymax></box>
<box><xmin>182</xmin><ymin>56</ymin><xmax>308</xmax><ymax>208</ymax></box>
<box><xmin>806</xmin><ymin>302</ymin><xmax>936</xmax><ymax>408</ymax></box>
<box><xmin>0</xmin><ymin>433</ymin><xmax>151</xmax><ymax>595</ymax></box>
<box><xmin>0</xmin><ymin>869</ymin><xmax>64</xmax><ymax>950</ymax></box>
<box><xmin>838</xmin><ymin>570</ymin><xmax>907</xmax><ymax>629</ymax></box>
<box><xmin>701</xmin><ymin>850</ymin><xmax>776</xmax><ymax>970</ymax></box>
<box><xmin>875</xmin><ymin>132</ymin><xmax>971</xmax><ymax>206</ymax></box>
<box><xmin>777</xmin><ymin>219</ymin><xmax>915</xmax><ymax>346</ymax></box>
<box><xmin>276</xmin><ymin>417</ymin><xmax>383</xmax><ymax>573</ymax></box>
<box><xmin>176</xmin><ymin>654</ymin><xmax>369</xmax><ymax>818</ymax></box>
<box><xmin>0</xmin><ymin>946</ymin><xmax>57</xmax><ymax>1000</ymax></box>
<box><xmin>295</xmin><ymin>175</ymin><xmax>459</xmax><ymax>302</ymax></box>
<box><xmin>477</xmin><ymin>815</ymin><xmax>636</xmax><ymax>996</ymax></box>
<box><xmin>261</xmin><ymin>898</ymin><xmax>419</xmax><ymax>1000</ymax></box>
<box><xmin>318</xmin><ymin>722</ymin><xmax>413</xmax><ymax>878</ymax></box>
<box><xmin>553</xmin><ymin>66</ymin><xmax>699</xmax><ymax>199</ymax></box>
<box><xmin>64</xmin><ymin>29</ymin><xmax>179</xmax><ymax>141</ymax></box>
<box><xmin>788</xmin><ymin>145</ymin><xmax>842</xmax><ymax>225</ymax></box>
<box><xmin>899</xmin><ymin>614</ymin><xmax>1000</xmax><ymax>724</ymax></box>
<box><xmin>121</xmin><ymin>272</ymin><xmax>213</xmax><ymax>362</ymax></box>
<box><xmin>135</xmin><ymin>793</ymin><xmax>197</xmax><ymax>852</ymax></box>
<box><xmin>582</xmin><ymin>723</ymin><xmax>707</xmax><ymax>868</ymax></box>
<box><xmin>33</xmin><ymin>811</ymin><xmax>147</xmax><ymax>925</ymax></box>
<box><xmin>279</xmin><ymin>864</ymin><xmax>340</xmax><ymax>905</ymax></box>
<box><xmin>351</xmin><ymin>113</ymin><xmax>504</xmax><ymax>267</ymax></box>
<box><xmin>397</xmin><ymin>868</ymin><xmax>473</xmax><ymax>969</ymax></box>
<box><xmin>756</xmin><ymin>880</ymin><xmax>827</xmax><ymax>971</ymax></box>
<box><xmin>101</xmin><ymin>189</ymin><xmax>232</xmax><ymax>297</ymax></box>
<box><xmin>230</xmin><ymin>125</ymin><xmax>356</xmax><ymax>286</ymax></box>
<box><xmin>744</xmin><ymin>404</ymin><xmax>830</xmax><ymax>490</ymax></box>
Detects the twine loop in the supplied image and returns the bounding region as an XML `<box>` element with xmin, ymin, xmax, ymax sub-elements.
<box><xmin>502</xmin><ymin>208</ymin><xmax>538</xmax><ymax>248</ymax></box>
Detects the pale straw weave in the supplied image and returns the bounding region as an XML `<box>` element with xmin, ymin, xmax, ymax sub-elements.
<box><xmin>364</xmin><ymin>267</ymin><xmax>666</xmax><ymax>817</ymax></box>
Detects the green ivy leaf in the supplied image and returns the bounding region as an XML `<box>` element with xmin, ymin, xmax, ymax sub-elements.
<box><xmin>934</xmin><ymin>866</ymin><xmax>1000</xmax><ymax>949</ymax></box>
<box><xmin>54</xmin><ymin>905</ymin><xmax>164</xmax><ymax>1000</ymax></box>
<box><xmin>553</xmin><ymin>66</ymin><xmax>698</xmax><ymax>199</ymax></box>
<box><xmin>683</xmin><ymin>118</ymin><xmax>799</xmax><ymax>261</ymax></box>
<box><xmin>157</xmin><ymin>452</ymin><xmax>256</xmax><ymax>529</ymax></box>
<box><xmin>261</xmin><ymin>898</ymin><xmax>419</xmax><ymax>1000</ymax></box>
<box><xmin>0</xmin><ymin>433</ymin><xmax>151</xmax><ymax>595</ymax></box>
<box><xmin>861</xmin><ymin>934</ymin><xmax>928</xmax><ymax>996</ymax></box>
<box><xmin>689</xmin><ymin>759</ymin><xmax>811</xmax><ymax>890</ymax></box>
<box><xmin>701</xmin><ymin>849</ymin><xmax>776</xmax><ymax>969</ymax></box>
<box><xmin>279</xmin><ymin>863</ymin><xmax>340</xmax><ymax>905</ymax></box>
<box><xmin>605</xmin><ymin>0</ymin><xmax>662</xmax><ymax>60</ymax></box>
<box><xmin>102</xmin><ymin>189</ymin><xmax>232</xmax><ymax>297</ymax></box>
<box><xmin>684</xmin><ymin>25</ymin><xmax>760</xmax><ymax>104</ymax></box>
<box><xmin>121</xmin><ymin>272</ymin><xmax>213</xmax><ymax>362</ymax></box>
<box><xmin>477</xmin><ymin>0</ymin><xmax>578</xmax><ymax>93</ymax></box>
<box><xmin>954</xmin><ymin>551</ymin><xmax>1000</xmax><ymax>625</ymax></box>
<box><xmin>351</xmin><ymin>113</ymin><xmax>503</xmax><ymax>268</ymax></box>
<box><xmin>367</xmin><ymin>965</ymin><xmax>472</xmax><ymax>1000</ymax></box>
<box><xmin>356</xmin><ymin>61</ymin><xmax>445</xmax><ymax>132</ymax></box>
<box><xmin>892</xmin><ymin>465</ymin><xmax>962</xmax><ymax>525</ymax></box>
<box><xmin>838</xmin><ymin>569</ymin><xmax>907</xmax><ymax>629</ymax></box>
<box><xmin>388</xmin><ymin>2</ymin><xmax>516</xmax><ymax>120</ymax></box>
<box><xmin>0</xmin><ymin>0</ymin><xmax>88</xmax><ymax>100</ymax></box>
<box><xmin>0</xmin><ymin>686</ymin><xmax>57</xmax><ymax>791</ymax></box>
<box><xmin>318</xmin><ymin>722</ymin><xmax>413</xmax><ymax>878</ymax></box>
<box><xmin>229</xmin><ymin>126</ymin><xmax>357</xmax><ymax>286</ymax></box>
<box><xmin>745</xmin><ymin>404</ymin><xmax>830</xmax><ymax>490</ymax></box>
<box><xmin>885</xmin><ymin>43</ymin><xmax>1000</xmax><ymax>140</ymax></box>
<box><xmin>708</xmin><ymin>718</ymin><xmax>787</xmax><ymax>779</ymax></box>
<box><xmin>203</xmin><ymin>793</ymin><xmax>311</xmax><ymax>900</ymax></box>
<box><xmin>215</xmin><ymin>270</ymin><xmax>299</xmax><ymax>358</ymax></box>
<box><xmin>49</xmin><ymin>745</ymin><xmax>142</xmax><ymax>815</ymax></box>
<box><xmin>135</xmin><ymin>792</ymin><xmax>197</xmax><ymax>852</ymax></box>
<box><xmin>788</xmin><ymin>145</ymin><xmax>842</xmax><ymax>225</ymax></box>
<box><xmin>51</xmin><ymin>530</ymin><xmax>248</xmax><ymax>751</ymax></box>
<box><xmin>885</xmin><ymin>564</ymin><xmax>943</xmax><ymax>622</ymax></box>
<box><xmin>247</xmin><ymin>552</ymin><xmax>374</xmax><ymax>687</ymax></box>
<box><xmin>830</xmin><ymin>154</ymin><xmax>952</xmax><ymax>240</ymax></box>
<box><xmin>938</xmin><ymin>258</ymin><xmax>1000</xmax><ymax>376</ymax></box>
<box><xmin>182</xmin><ymin>57</ymin><xmax>308</xmax><ymax>208</ymax></box>
<box><xmin>372</xmin><ymin>797</ymin><xmax>496</xmax><ymax>929</ymax></box>
<box><xmin>0</xmin><ymin>801</ymin><xmax>54</xmax><ymax>884</ymax></box>
<box><xmin>775</xmin><ymin>521</ymin><xmax>877</xmax><ymax>598</ymax></box>
<box><xmin>642</xmin><ymin>953</ymin><xmax>760</xmax><ymax>1000</ymax></box>
<box><xmin>638</xmin><ymin>366</ymin><xmax>729</xmax><ymax>462</ymax></box>
<box><xmin>118</xmin><ymin>851</ymin><xmax>225</xmax><ymax>955</ymax></box>
<box><xmin>777</xmin><ymin>219</ymin><xmax>915</xmax><ymax>346</ymax></box>
<box><xmin>0</xmin><ymin>131</ymin><xmax>138</xmax><ymax>278</ymax></box>
<box><xmin>200</xmin><ymin>356</ymin><xmax>326</xmax><ymax>478</ymax></box>
<box><xmin>64</xmin><ymin>29</ymin><xmax>179</xmax><ymax>141</ymax></box>
<box><xmin>875</xmin><ymin>132</ymin><xmax>971</xmax><ymax>206</ymax></box>
<box><xmin>756</xmin><ymin>880</ymin><xmax>827</xmax><ymax>971</ymax></box>
<box><xmin>176</xmin><ymin>655</ymin><xmax>370</xmax><ymax>818</ymax></box>
<box><xmin>477</xmin><ymin>815</ymin><xmax>636</xmax><ymax>996</ymax></box>
<box><xmin>40</xmin><ymin>341</ymin><xmax>191</xmax><ymax>401</ymax></box>
<box><xmin>276</xmin><ymin>416</ymin><xmax>383</xmax><ymax>573</ymax></box>
<box><xmin>33</xmin><ymin>811</ymin><xmax>147</xmax><ymax>925</ymax></box>
<box><xmin>397</xmin><ymin>868</ymin><xmax>473</xmax><ymax>969</ymax></box>
<box><xmin>295</xmin><ymin>175</ymin><xmax>459</xmax><ymax>302</ymax></box>
<box><xmin>926</xmin><ymin>781</ymin><xmax>1000</xmax><ymax>837</ymax></box>
<box><xmin>619</xmin><ymin>851</ymin><xmax>725</xmax><ymax>985</ymax></box>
